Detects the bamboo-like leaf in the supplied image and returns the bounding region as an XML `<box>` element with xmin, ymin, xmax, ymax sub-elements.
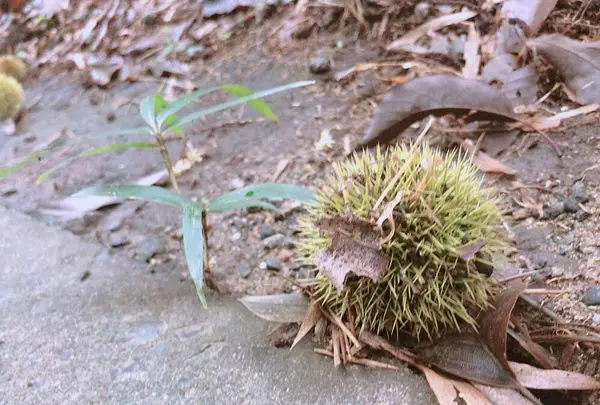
<box><xmin>153</xmin><ymin>94</ymin><xmax>182</xmax><ymax>135</ymax></box>
<box><xmin>239</xmin><ymin>292</ymin><xmax>310</xmax><ymax>323</ymax></box>
<box><xmin>206</xmin><ymin>197</ymin><xmax>279</xmax><ymax>213</ymax></box>
<box><xmin>210</xmin><ymin>183</ymin><xmax>315</xmax><ymax>206</ymax></box>
<box><xmin>182</xmin><ymin>203</ymin><xmax>206</xmax><ymax>307</ymax></box>
<box><xmin>221</xmin><ymin>83</ymin><xmax>279</xmax><ymax>122</ymax></box>
<box><xmin>35</xmin><ymin>142</ymin><xmax>157</xmax><ymax>184</ymax></box>
<box><xmin>171</xmin><ymin>80</ymin><xmax>315</xmax><ymax>130</ymax></box>
<box><xmin>73</xmin><ymin>185</ymin><xmax>190</xmax><ymax>207</ymax></box>
<box><xmin>156</xmin><ymin>86</ymin><xmax>220</xmax><ymax>126</ymax></box>
<box><xmin>140</xmin><ymin>95</ymin><xmax>158</xmax><ymax>132</ymax></box>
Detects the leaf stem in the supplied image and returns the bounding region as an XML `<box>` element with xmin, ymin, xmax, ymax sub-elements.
<box><xmin>154</xmin><ymin>130</ymin><xmax>179</xmax><ymax>193</ymax></box>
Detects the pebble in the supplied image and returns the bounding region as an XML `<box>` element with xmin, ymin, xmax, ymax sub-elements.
<box><xmin>108</xmin><ymin>232</ymin><xmax>129</xmax><ymax>248</ymax></box>
<box><xmin>530</xmin><ymin>253</ymin><xmax>548</xmax><ymax>270</ymax></box>
<box><xmin>582</xmin><ymin>287</ymin><xmax>600</xmax><ymax>306</ymax></box>
<box><xmin>230</xmin><ymin>177</ymin><xmax>245</xmax><ymax>190</ymax></box>
<box><xmin>239</xmin><ymin>264</ymin><xmax>252</xmax><ymax>279</ymax></box>
<box><xmin>414</xmin><ymin>2</ymin><xmax>431</xmax><ymax>21</ymax></box>
<box><xmin>309</xmin><ymin>52</ymin><xmax>331</xmax><ymax>74</ymax></box>
<box><xmin>550</xmin><ymin>266</ymin><xmax>564</xmax><ymax>277</ymax></box>
<box><xmin>259</xmin><ymin>224</ymin><xmax>276</xmax><ymax>240</ymax></box>
<box><xmin>574</xmin><ymin>210</ymin><xmax>591</xmax><ymax>221</ymax></box>
<box><xmin>571</xmin><ymin>182</ymin><xmax>589</xmax><ymax>203</ymax></box>
<box><xmin>593</xmin><ymin>314</ymin><xmax>600</xmax><ymax>324</ymax></box>
<box><xmin>262</xmin><ymin>233</ymin><xmax>286</xmax><ymax>249</ymax></box>
<box><xmin>135</xmin><ymin>236</ymin><xmax>162</xmax><ymax>261</ymax></box>
<box><xmin>89</xmin><ymin>90</ymin><xmax>104</xmax><ymax>105</ymax></box>
<box><xmin>106</xmin><ymin>111</ymin><xmax>116</xmax><ymax>122</ymax></box>
<box><xmin>563</xmin><ymin>198</ymin><xmax>580</xmax><ymax>213</ymax></box>
<box><xmin>543</xmin><ymin>201</ymin><xmax>564</xmax><ymax>219</ymax></box>
<box><xmin>0</xmin><ymin>186</ymin><xmax>17</xmax><ymax>197</ymax></box>
<box><xmin>260</xmin><ymin>258</ymin><xmax>281</xmax><ymax>271</ymax></box>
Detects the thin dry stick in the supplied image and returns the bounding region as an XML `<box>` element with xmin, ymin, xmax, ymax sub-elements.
<box><xmin>373</xmin><ymin>116</ymin><xmax>435</xmax><ymax>211</ymax></box>
<box><xmin>314</xmin><ymin>348</ymin><xmax>402</xmax><ymax>370</ymax></box>
<box><xmin>497</xmin><ymin>270</ymin><xmax>544</xmax><ymax>283</ymax></box>
<box><xmin>322</xmin><ymin>308</ymin><xmax>362</xmax><ymax>349</ymax></box>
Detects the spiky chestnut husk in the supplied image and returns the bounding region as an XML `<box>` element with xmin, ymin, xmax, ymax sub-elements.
<box><xmin>296</xmin><ymin>143</ymin><xmax>508</xmax><ymax>340</ymax></box>
<box><xmin>0</xmin><ymin>55</ymin><xmax>26</xmax><ymax>82</ymax></box>
<box><xmin>0</xmin><ymin>73</ymin><xmax>23</xmax><ymax>120</ymax></box>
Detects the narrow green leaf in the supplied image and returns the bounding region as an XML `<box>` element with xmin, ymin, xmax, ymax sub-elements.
<box><xmin>73</xmin><ymin>185</ymin><xmax>190</xmax><ymax>207</ymax></box>
<box><xmin>153</xmin><ymin>94</ymin><xmax>183</xmax><ymax>135</ymax></box>
<box><xmin>140</xmin><ymin>95</ymin><xmax>158</xmax><ymax>131</ymax></box>
<box><xmin>221</xmin><ymin>84</ymin><xmax>279</xmax><ymax>122</ymax></box>
<box><xmin>171</xmin><ymin>80</ymin><xmax>315</xmax><ymax>130</ymax></box>
<box><xmin>36</xmin><ymin>142</ymin><xmax>157</xmax><ymax>184</ymax></box>
<box><xmin>182</xmin><ymin>203</ymin><xmax>206</xmax><ymax>307</ymax></box>
<box><xmin>156</xmin><ymin>86</ymin><xmax>221</xmax><ymax>126</ymax></box>
<box><xmin>210</xmin><ymin>183</ymin><xmax>315</xmax><ymax>206</ymax></box>
<box><xmin>207</xmin><ymin>197</ymin><xmax>279</xmax><ymax>213</ymax></box>
<box><xmin>0</xmin><ymin>154</ymin><xmax>42</xmax><ymax>177</ymax></box>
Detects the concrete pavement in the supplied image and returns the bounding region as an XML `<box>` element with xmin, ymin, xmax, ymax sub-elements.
<box><xmin>0</xmin><ymin>205</ymin><xmax>435</xmax><ymax>405</ymax></box>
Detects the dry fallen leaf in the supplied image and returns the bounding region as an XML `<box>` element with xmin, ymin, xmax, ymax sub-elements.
<box><xmin>358</xmin><ymin>75</ymin><xmax>517</xmax><ymax>149</ymax></box>
<box><xmin>507</xmin><ymin>327</ymin><xmax>554</xmax><ymax>369</ymax></box>
<box><xmin>482</xmin><ymin>54</ymin><xmax>539</xmax><ymax>107</ymax></box>
<box><xmin>474</xmin><ymin>383</ymin><xmax>537</xmax><ymax>405</ymax></box>
<box><xmin>461</xmin><ymin>139</ymin><xmax>517</xmax><ymax>175</ymax></box>
<box><xmin>420</xmin><ymin>366</ymin><xmax>493</xmax><ymax>405</ymax></box>
<box><xmin>415</xmin><ymin>333</ymin><xmax>517</xmax><ymax>388</ymax></box>
<box><xmin>387</xmin><ymin>10</ymin><xmax>478</xmax><ymax>51</ymax></box>
<box><xmin>479</xmin><ymin>279</ymin><xmax>527</xmax><ymax>375</ymax></box>
<box><xmin>290</xmin><ymin>301</ymin><xmax>322</xmax><ymax>351</ymax></box>
<box><xmin>509</xmin><ymin>361</ymin><xmax>600</xmax><ymax>390</ymax></box>
<box><xmin>528</xmin><ymin>34</ymin><xmax>600</xmax><ymax>105</ymax></box>
<box><xmin>462</xmin><ymin>23</ymin><xmax>481</xmax><ymax>80</ymax></box>
<box><xmin>458</xmin><ymin>240</ymin><xmax>486</xmax><ymax>261</ymax></box>
<box><xmin>501</xmin><ymin>0</ymin><xmax>558</xmax><ymax>35</ymax></box>
<box><xmin>526</xmin><ymin>104</ymin><xmax>600</xmax><ymax>131</ymax></box>
<box><xmin>313</xmin><ymin>232</ymin><xmax>390</xmax><ymax>291</ymax></box>
<box><xmin>239</xmin><ymin>292</ymin><xmax>309</xmax><ymax>324</ymax></box>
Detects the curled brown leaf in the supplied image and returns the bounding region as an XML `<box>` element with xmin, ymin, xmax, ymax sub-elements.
<box><xmin>357</xmin><ymin>75</ymin><xmax>517</xmax><ymax>149</ymax></box>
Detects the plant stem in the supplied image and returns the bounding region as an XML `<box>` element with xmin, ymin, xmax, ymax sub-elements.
<box><xmin>154</xmin><ymin>131</ymin><xmax>179</xmax><ymax>193</ymax></box>
<box><xmin>201</xmin><ymin>207</ymin><xmax>218</xmax><ymax>292</ymax></box>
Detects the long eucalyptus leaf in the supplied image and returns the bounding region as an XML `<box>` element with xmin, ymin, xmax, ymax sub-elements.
<box><xmin>182</xmin><ymin>203</ymin><xmax>206</xmax><ymax>307</ymax></box>
<box><xmin>35</xmin><ymin>142</ymin><xmax>157</xmax><ymax>184</ymax></box>
<box><xmin>207</xmin><ymin>197</ymin><xmax>279</xmax><ymax>213</ymax></box>
<box><xmin>171</xmin><ymin>80</ymin><xmax>314</xmax><ymax>130</ymax></box>
<box><xmin>73</xmin><ymin>185</ymin><xmax>190</xmax><ymax>207</ymax></box>
<box><xmin>221</xmin><ymin>84</ymin><xmax>279</xmax><ymax>122</ymax></box>
<box><xmin>210</xmin><ymin>183</ymin><xmax>315</xmax><ymax>206</ymax></box>
<box><xmin>157</xmin><ymin>86</ymin><xmax>221</xmax><ymax>126</ymax></box>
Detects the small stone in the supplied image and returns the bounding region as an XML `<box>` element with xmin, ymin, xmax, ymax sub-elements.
<box><xmin>89</xmin><ymin>90</ymin><xmax>104</xmax><ymax>105</ymax></box>
<box><xmin>582</xmin><ymin>287</ymin><xmax>600</xmax><ymax>306</ymax></box>
<box><xmin>512</xmin><ymin>208</ymin><xmax>531</xmax><ymax>220</ymax></box>
<box><xmin>230</xmin><ymin>177</ymin><xmax>245</xmax><ymax>190</ymax></box>
<box><xmin>414</xmin><ymin>2</ymin><xmax>431</xmax><ymax>21</ymax></box>
<box><xmin>80</xmin><ymin>271</ymin><xmax>91</xmax><ymax>282</ymax></box>
<box><xmin>262</xmin><ymin>258</ymin><xmax>281</xmax><ymax>271</ymax></box>
<box><xmin>593</xmin><ymin>314</ymin><xmax>600</xmax><ymax>324</ymax></box>
<box><xmin>0</xmin><ymin>187</ymin><xmax>17</xmax><ymax>197</ymax></box>
<box><xmin>108</xmin><ymin>232</ymin><xmax>129</xmax><ymax>248</ymax></box>
<box><xmin>262</xmin><ymin>233</ymin><xmax>286</xmax><ymax>249</ymax></box>
<box><xmin>574</xmin><ymin>210</ymin><xmax>591</xmax><ymax>222</ymax></box>
<box><xmin>550</xmin><ymin>266</ymin><xmax>564</xmax><ymax>277</ymax></box>
<box><xmin>571</xmin><ymin>182</ymin><xmax>589</xmax><ymax>203</ymax></box>
<box><xmin>259</xmin><ymin>224</ymin><xmax>276</xmax><ymax>239</ymax></box>
<box><xmin>239</xmin><ymin>264</ymin><xmax>252</xmax><ymax>279</ymax></box>
<box><xmin>563</xmin><ymin>198</ymin><xmax>580</xmax><ymax>213</ymax></box>
<box><xmin>277</xmin><ymin>249</ymin><xmax>293</xmax><ymax>262</ymax></box>
<box><xmin>309</xmin><ymin>53</ymin><xmax>331</xmax><ymax>74</ymax></box>
<box><xmin>230</xmin><ymin>231</ymin><xmax>242</xmax><ymax>242</ymax></box>
<box><xmin>106</xmin><ymin>111</ymin><xmax>116</xmax><ymax>122</ymax></box>
<box><xmin>135</xmin><ymin>236</ymin><xmax>162</xmax><ymax>261</ymax></box>
<box><xmin>23</xmin><ymin>134</ymin><xmax>36</xmax><ymax>143</ymax></box>
<box><xmin>530</xmin><ymin>253</ymin><xmax>548</xmax><ymax>270</ymax></box>
<box><xmin>543</xmin><ymin>201</ymin><xmax>564</xmax><ymax>219</ymax></box>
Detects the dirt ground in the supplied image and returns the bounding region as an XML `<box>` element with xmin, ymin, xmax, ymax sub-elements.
<box><xmin>1</xmin><ymin>5</ymin><xmax>599</xmax><ymax>403</ymax></box>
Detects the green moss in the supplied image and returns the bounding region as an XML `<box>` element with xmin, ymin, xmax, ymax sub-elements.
<box><xmin>0</xmin><ymin>73</ymin><xmax>23</xmax><ymax>120</ymax></box>
<box><xmin>296</xmin><ymin>143</ymin><xmax>508</xmax><ymax>340</ymax></box>
<box><xmin>0</xmin><ymin>55</ymin><xmax>26</xmax><ymax>82</ymax></box>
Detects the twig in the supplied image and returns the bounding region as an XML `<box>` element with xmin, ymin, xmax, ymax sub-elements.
<box><xmin>313</xmin><ymin>348</ymin><xmax>402</xmax><ymax>370</ymax></box>
<box><xmin>322</xmin><ymin>308</ymin><xmax>362</xmax><ymax>350</ymax></box>
<box><xmin>519</xmin><ymin>294</ymin><xmax>563</xmax><ymax>323</ymax></box>
<box><xmin>497</xmin><ymin>270</ymin><xmax>544</xmax><ymax>283</ymax></box>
